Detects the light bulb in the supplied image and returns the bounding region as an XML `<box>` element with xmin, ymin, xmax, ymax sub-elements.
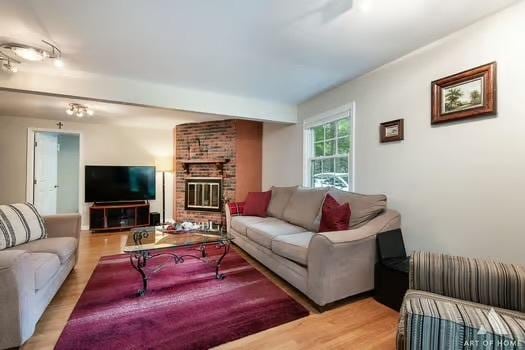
<box><xmin>66</xmin><ymin>108</ymin><xmax>74</xmax><ymax>115</ymax></box>
<box><xmin>87</xmin><ymin>109</ymin><xmax>94</xmax><ymax>116</ymax></box>
<box><xmin>54</xmin><ymin>58</ymin><xmax>64</xmax><ymax>68</ymax></box>
<box><xmin>76</xmin><ymin>111</ymin><xmax>84</xmax><ymax>118</ymax></box>
<box><xmin>11</xmin><ymin>47</ymin><xmax>45</xmax><ymax>61</ymax></box>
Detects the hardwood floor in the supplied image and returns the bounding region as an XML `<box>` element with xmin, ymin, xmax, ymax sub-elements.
<box><xmin>21</xmin><ymin>231</ymin><xmax>399</xmax><ymax>350</ymax></box>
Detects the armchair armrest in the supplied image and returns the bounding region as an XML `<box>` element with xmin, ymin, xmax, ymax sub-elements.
<box><xmin>306</xmin><ymin>209</ymin><xmax>401</xmax><ymax>306</ymax></box>
<box><xmin>410</xmin><ymin>251</ymin><xmax>525</xmax><ymax>312</ymax></box>
<box><xmin>43</xmin><ymin>213</ymin><xmax>81</xmax><ymax>240</ymax></box>
<box><xmin>0</xmin><ymin>250</ymin><xmax>35</xmax><ymax>347</ymax></box>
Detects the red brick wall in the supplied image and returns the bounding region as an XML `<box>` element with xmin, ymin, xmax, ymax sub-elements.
<box><xmin>175</xmin><ymin>120</ymin><xmax>236</xmax><ymax>224</ymax></box>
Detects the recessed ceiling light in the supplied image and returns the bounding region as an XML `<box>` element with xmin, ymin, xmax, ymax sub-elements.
<box><xmin>357</xmin><ymin>0</ymin><xmax>372</xmax><ymax>12</ymax></box>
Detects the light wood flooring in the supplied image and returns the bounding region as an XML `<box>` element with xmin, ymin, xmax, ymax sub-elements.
<box><xmin>21</xmin><ymin>231</ymin><xmax>399</xmax><ymax>350</ymax></box>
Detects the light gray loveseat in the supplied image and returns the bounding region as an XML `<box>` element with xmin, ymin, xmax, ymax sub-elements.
<box><xmin>226</xmin><ymin>186</ymin><xmax>401</xmax><ymax>307</ymax></box>
<box><xmin>0</xmin><ymin>213</ymin><xmax>80</xmax><ymax>349</ymax></box>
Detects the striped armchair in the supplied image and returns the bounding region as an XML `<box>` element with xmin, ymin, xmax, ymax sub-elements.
<box><xmin>397</xmin><ymin>252</ymin><xmax>525</xmax><ymax>350</ymax></box>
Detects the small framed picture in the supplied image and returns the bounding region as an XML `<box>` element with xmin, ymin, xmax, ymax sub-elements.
<box><xmin>380</xmin><ymin>119</ymin><xmax>404</xmax><ymax>143</ymax></box>
<box><xmin>431</xmin><ymin>62</ymin><xmax>496</xmax><ymax>124</ymax></box>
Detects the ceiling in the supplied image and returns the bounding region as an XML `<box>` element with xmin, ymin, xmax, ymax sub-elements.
<box><xmin>0</xmin><ymin>90</ymin><xmax>221</xmax><ymax>129</ymax></box>
<box><xmin>0</xmin><ymin>0</ymin><xmax>520</xmax><ymax>116</ymax></box>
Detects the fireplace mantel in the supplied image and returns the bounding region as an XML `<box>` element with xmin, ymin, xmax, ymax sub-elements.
<box><xmin>179</xmin><ymin>159</ymin><xmax>230</xmax><ymax>175</ymax></box>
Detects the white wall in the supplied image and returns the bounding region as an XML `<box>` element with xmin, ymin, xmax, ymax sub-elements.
<box><xmin>263</xmin><ymin>2</ymin><xmax>525</xmax><ymax>264</ymax></box>
<box><xmin>262</xmin><ymin>122</ymin><xmax>304</xmax><ymax>190</ymax></box>
<box><xmin>0</xmin><ymin>115</ymin><xmax>174</xmax><ymax>227</ymax></box>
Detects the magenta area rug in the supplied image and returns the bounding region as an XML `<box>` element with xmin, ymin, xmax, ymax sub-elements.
<box><xmin>55</xmin><ymin>246</ymin><xmax>309</xmax><ymax>350</ymax></box>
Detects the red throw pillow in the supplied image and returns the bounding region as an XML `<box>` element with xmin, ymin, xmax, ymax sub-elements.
<box><xmin>319</xmin><ymin>194</ymin><xmax>351</xmax><ymax>232</ymax></box>
<box><xmin>243</xmin><ymin>191</ymin><xmax>272</xmax><ymax>217</ymax></box>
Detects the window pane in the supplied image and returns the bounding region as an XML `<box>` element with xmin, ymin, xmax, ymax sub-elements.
<box><xmin>325</xmin><ymin>122</ymin><xmax>336</xmax><ymax>139</ymax></box>
<box><xmin>313</xmin><ymin>173</ymin><xmax>332</xmax><ymax>188</ymax></box>
<box><xmin>313</xmin><ymin>126</ymin><xmax>324</xmax><ymax>142</ymax></box>
<box><xmin>337</xmin><ymin>118</ymin><xmax>350</xmax><ymax>136</ymax></box>
<box><xmin>333</xmin><ymin>175</ymin><xmax>349</xmax><ymax>191</ymax></box>
<box><xmin>335</xmin><ymin>157</ymin><xmax>348</xmax><ymax>174</ymax></box>
<box><xmin>325</xmin><ymin>140</ymin><xmax>335</xmax><ymax>156</ymax></box>
<box><xmin>311</xmin><ymin>160</ymin><xmax>322</xmax><ymax>175</ymax></box>
<box><xmin>314</xmin><ymin>142</ymin><xmax>324</xmax><ymax>157</ymax></box>
<box><xmin>322</xmin><ymin>158</ymin><xmax>334</xmax><ymax>173</ymax></box>
<box><xmin>337</xmin><ymin>136</ymin><xmax>350</xmax><ymax>155</ymax></box>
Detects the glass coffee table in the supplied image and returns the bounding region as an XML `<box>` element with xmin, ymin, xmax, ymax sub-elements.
<box><xmin>123</xmin><ymin>228</ymin><xmax>233</xmax><ymax>296</ymax></box>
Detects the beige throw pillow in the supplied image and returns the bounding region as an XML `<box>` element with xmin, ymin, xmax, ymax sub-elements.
<box><xmin>282</xmin><ymin>187</ymin><xmax>329</xmax><ymax>232</ymax></box>
<box><xmin>327</xmin><ymin>188</ymin><xmax>387</xmax><ymax>228</ymax></box>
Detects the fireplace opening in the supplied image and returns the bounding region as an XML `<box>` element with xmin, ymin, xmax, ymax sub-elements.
<box><xmin>185</xmin><ymin>178</ymin><xmax>222</xmax><ymax>212</ymax></box>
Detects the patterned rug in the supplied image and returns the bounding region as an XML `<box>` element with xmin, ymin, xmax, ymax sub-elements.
<box><xmin>55</xmin><ymin>246</ymin><xmax>309</xmax><ymax>349</ymax></box>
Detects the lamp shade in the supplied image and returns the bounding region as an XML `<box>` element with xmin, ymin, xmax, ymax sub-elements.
<box><xmin>155</xmin><ymin>157</ymin><xmax>173</xmax><ymax>172</ymax></box>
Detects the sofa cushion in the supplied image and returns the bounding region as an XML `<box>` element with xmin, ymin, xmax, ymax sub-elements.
<box><xmin>230</xmin><ymin>216</ymin><xmax>271</xmax><ymax>235</ymax></box>
<box><xmin>247</xmin><ymin>220</ymin><xmax>306</xmax><ymax>248</ymax></box>
<box><xmin>0</xmin><ymin>203</ymin><xmax>47</xmax><ymax>250</ymax></box>
<box><xmin>327</xmin><ymin>188</ymin><xmax>387</xmax><ymax>228</ymax></box>
<box><xmin>282</xmin><ymin>187</ymin><xmax>329</xmax><ymax>232</ymax></box>
<box><xmin>9</xmin><ymin>237</ymin><xmax>77</xmax><ymax>264</ymax></box>
<box><xmin>267</xmin><ymin>186</ymin><xmax>298</xmax><ymax>220</ymax></box>
<box><xmin>271</xmin><ymin>232</ymin><xmax>314</xmax><ymax>266</ymax></box>
<box><xmin>29</xmin><ymin>252</ymin><xmax>60</xmax><ymax>290</ymax></box>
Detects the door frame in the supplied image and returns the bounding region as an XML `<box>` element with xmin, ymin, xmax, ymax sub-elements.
<box><xmin>26</xmin><ymin>128</ymin><xmax>84</xmax><ymax>214</ymax></box>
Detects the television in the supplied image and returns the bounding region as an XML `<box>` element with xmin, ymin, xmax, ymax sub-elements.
<box><xmin>85</xmin><ymin>166</ymin><xmax>156</xmax><ymax>203</ymax></box>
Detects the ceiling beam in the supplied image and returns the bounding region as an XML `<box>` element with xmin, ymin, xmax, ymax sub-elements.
<box><xmin>0</xmin><ymin>69</ymin><xmax>298</xmax><ymax>124</ymax></box>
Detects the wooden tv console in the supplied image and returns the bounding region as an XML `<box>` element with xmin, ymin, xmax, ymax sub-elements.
<box><xmin>89</xmin><ymin>201</ymin><xmax>150</xmax><ymax>232</ymax></box>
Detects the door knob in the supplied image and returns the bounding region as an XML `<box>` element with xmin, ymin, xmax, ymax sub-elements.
<box><xmin>54</xmin><ymin>185</ymin><xmax>59</xmax><ymax>188</ymax></box>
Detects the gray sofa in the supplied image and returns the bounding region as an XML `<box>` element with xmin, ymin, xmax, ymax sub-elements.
<box><xmin>226</xmin><ymin>186</ymin><xmax>401</xmax><ymax>307</ymax></box>
<box><xmin>0</xmin><ymin>213</ymin><xmax>80</xmax><ymax>349</ymax></box>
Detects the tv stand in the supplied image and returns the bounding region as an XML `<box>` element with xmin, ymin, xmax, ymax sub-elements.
<box><xmin>89</xmin><ymin>202</ymin><xmax>150</xmax><ymax>232</ymax></box>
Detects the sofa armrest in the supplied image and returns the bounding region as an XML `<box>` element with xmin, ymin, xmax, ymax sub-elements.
<box><xmin>306</xmin><ymin>209</ymin><xmax>401</xmax><ymax>306</ymax></box>
<box><xmin>225</xmin><ymin>204</ymin><xmax>232</xmax><ymax>233</ymax></box>
<box><xmin>410</xmin><ymin>251</ymin><xmax>525</xmax><ymax>312</ymax></box>
<box><xmin>43</xmin><ymin>213</ymin><xmax>81</xmax><ymax>240</ymax></box>
<box><xmin>316</xmin><ymin>209</ymin><xmax>401</xmax><ymax>244</ymax></box>
<box><xmin>0</xmin><ymin>250</ymin><xmax>36</xmax><ymax>348</ymax></box>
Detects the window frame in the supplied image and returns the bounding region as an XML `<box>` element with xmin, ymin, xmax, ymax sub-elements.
<box><xmin>303</xmin><ymin>103</ymin><xmax>355</xmax><ymax>191</ymax></box>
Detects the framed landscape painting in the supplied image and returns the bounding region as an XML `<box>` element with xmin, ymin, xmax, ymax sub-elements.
<box><xmin>380</xmin><ymin>119</ymin><xmax>404</xmax><ymax>143</ymax></box>
<box><xmin>431</xmin><ymin>62</ymin><xmax>497</xmax><ymax>124</ymax></box>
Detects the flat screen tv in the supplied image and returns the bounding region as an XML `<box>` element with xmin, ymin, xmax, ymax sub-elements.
<box><xmin>85</xmin><ymin>165</ymin><xmax>156</xmax><ymax>202</ymax></box>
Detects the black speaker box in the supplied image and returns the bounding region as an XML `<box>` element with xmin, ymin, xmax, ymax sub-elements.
<box><xmin>149</xmin><ymin>212</ymin><xmax>160</xmax><ymax>226</ymax></box>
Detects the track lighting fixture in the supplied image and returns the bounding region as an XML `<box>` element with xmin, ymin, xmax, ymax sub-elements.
<box><xmin>0</xmin><ymin>40</ymin><xmax>63</xmax><ymax>73</ymax></box>
<box><xmin>66</xmin><ymin>103</ymin><xmax>94</xmax><ymax>118</ymax></box>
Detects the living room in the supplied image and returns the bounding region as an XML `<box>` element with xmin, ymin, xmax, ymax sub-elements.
<box><xmin>1</xmin><ymin>1</ymin><xmax>524</xmax><ymax>349</ymax></box>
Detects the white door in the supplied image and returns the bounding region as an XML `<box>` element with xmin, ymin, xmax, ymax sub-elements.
<box><xmin>34</xmin><ymin>132</ymin><xmax>58</xmax><ymax>215</ymax></box>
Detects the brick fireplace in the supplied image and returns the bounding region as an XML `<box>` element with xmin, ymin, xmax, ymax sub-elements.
<box><xmin>174</xmin><ymin>119</ymin><xmax>262</xmax><ymax>225</ymax></box>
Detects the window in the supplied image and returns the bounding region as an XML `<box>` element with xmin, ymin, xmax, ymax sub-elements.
<box><xmin>305</xmin><ymin>110</ymin><xmax>353</xmax><ymax>191</ymax></box>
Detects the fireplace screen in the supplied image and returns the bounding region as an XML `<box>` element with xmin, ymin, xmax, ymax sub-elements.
<box><xmin>185</xmin><ymin>179</ymin><xmax>221</xmax><ymax>212</ymax></box>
